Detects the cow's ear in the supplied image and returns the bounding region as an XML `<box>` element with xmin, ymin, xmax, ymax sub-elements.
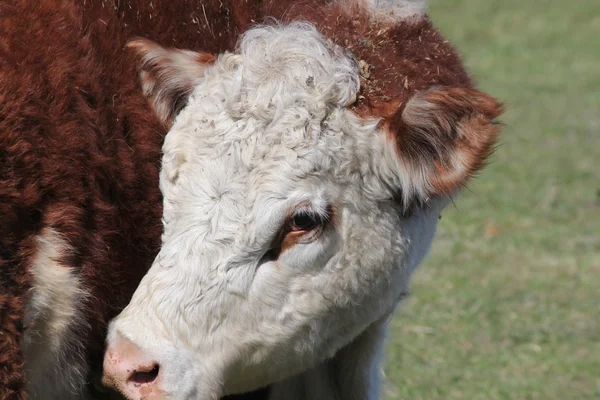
<box><xmin>379</xmin><ymin>87</ymin><xmax>503</xmax><ymax>204</ymax></box>
<box><xmin>127</xmin><ymin>39</ymin><xmax>215</xmax><ymax>126</ymax></box>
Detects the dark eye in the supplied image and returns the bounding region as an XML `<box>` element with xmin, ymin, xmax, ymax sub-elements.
<box><xmin>290</xmin><ymin>211</ymin><xmax>323</xmax><ymax>232</ymax></box>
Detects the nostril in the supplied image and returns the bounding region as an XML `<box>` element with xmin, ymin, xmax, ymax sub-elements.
<box><xmin>127</xmin><ymin>364</ymin><xmax>160</xmax><ymax>386</ymax></box>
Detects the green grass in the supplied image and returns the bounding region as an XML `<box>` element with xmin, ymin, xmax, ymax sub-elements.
<box><xmin>383</xmin><ymin>1</ymin><xmax>600</xmax><ymax>399</ymax></box>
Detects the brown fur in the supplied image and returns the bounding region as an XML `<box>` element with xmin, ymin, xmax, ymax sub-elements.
<box><xmin>0</xmin><ymin>0</ymin><xmax>500</xmax><ymax>399</ymax></box>
<box><xmin>0</xmin><ymin>0</ymin><xmax>262</xmax><ymax>398</ymax></box>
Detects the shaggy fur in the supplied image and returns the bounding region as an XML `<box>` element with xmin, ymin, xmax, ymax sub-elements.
<box><xmin>0</xmin><ymin>0</ymin><xmax>168</xmax><ymax>397</ymax></box>
<box><xmin>0</xmin><ymin>0</ymin><xmax>263</xmax><ymax>399</ymax></box>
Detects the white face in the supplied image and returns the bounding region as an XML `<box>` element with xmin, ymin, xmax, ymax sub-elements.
<box><xmin>104</xmin><ymin>22</ymin><xmax>500</xmax><ymax>400</ymax></box>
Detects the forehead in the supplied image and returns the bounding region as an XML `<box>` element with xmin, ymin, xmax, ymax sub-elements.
<box><xmin>171</xmin><ymin>97</ymin><xmax>358</xmax><ymax>187</ymax></box>
<box><xmin>171</xmin><ymin>108</ymin><xmax>341</xmax><ymax>206</ymax></box>
<box><xmin>161</xmin><ymin>23</ymin><xmax>379</xmax><ymax>233</ymax></box>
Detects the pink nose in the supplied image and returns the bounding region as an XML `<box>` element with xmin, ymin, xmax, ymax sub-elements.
<box><xmin>103</xmin><ymin>333</ymin><xmax>162</xmax><ymax>399</ymax></box>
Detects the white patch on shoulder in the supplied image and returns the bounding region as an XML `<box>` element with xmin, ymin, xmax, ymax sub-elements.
<box><xmin>346</xmin><ymin>0</ymin><xmax>427</xmax><ymax>21</ymax></box>
<box><xmin>22</xmin><ymin>228</ymin><xmax>91</xmax><ymax>399</ymax></box>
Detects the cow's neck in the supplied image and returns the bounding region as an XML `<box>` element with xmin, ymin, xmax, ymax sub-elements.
<box><xmin>269</xmin><ymin>318</ymin><xmax>389</xmax><ymax>400</ymax></box>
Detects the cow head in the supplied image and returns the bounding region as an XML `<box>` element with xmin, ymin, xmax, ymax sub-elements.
<box><xmin>103</xmin><ymin>22</ymin><xmax>502</xmax><ymax>399</ymax></box>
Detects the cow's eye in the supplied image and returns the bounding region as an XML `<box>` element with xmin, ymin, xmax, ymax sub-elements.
<box><xmin>260</xmin><ymin>207</ymin><xmax>331</xmax><ymax>263</ymax></box>
<box><xmin>290</xmin><ymin>210</ymin><xmax>324</xmax><ymax>232</ymax></box>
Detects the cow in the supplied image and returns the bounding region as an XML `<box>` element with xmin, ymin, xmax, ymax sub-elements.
<box><xmin>97</xmin><ymin>1</ymin><xmax>504</xmax><ymax>400</ymax></box>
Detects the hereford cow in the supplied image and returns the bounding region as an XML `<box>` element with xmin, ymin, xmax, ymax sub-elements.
<box><xmin>0</xmin><ymin>1</ymin><xmax>502</xmax><ymax>399</ymax></box>
<box><xmin>99</xmin><ymin>1</ymin><xmax>503</xmax><ymax>400</ymax></box>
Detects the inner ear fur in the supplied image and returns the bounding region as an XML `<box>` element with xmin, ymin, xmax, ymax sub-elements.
<box><xmin>127</xmin><ymin>38</ymin><xmax>215</xmax><ymax>126</ymax></box>
<box><xmin>386</xmin><ymin>86</ymin><xmax>504</xmax><ymax>196</ymax></box>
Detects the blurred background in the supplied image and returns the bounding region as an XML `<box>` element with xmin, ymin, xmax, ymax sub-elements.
<box><xmin>383</xmin><ymin>1</ymin><xmax>600</xmax><ymax>399</ymax></box>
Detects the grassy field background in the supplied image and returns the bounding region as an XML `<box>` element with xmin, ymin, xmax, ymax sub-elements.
<box><xmin>383</xmin><ymin>1</ymin><xmax>600</xmax><ymax>399</ymax></box>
